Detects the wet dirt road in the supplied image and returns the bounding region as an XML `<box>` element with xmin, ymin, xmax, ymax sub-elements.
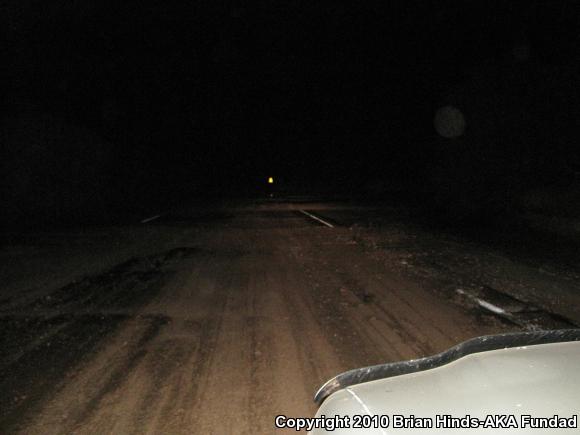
<box><xmin>0</xmin><ymin>201</ymin><xmax>527</xmax><ymax>434</ymax></box>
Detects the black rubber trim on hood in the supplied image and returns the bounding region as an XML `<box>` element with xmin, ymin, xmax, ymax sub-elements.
<box><xmin>314</xmin><ymin>329</ymin><xmax>580</xmax><ymax>405</ymax></box>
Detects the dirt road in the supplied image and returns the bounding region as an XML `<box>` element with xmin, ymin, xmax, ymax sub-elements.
<box><xmin>0</xmin><ymin>201</ymin><xmax>545</xmax><ymax>434</ymax></box>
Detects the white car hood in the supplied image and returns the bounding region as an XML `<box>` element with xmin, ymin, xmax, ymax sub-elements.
<box><xmin>311</xmin><ymin>340</ymin><xmax>580</xmax><ymax>434</ymax></box>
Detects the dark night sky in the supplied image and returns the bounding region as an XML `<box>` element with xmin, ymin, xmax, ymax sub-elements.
<box><xmin>2</xmin><ymin>0</ymin><xmax>580</xmax><ymax>218</ymax></box>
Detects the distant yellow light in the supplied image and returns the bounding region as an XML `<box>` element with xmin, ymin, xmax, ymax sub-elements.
<box><xmin>268</xmin><ymin>177</ymin><xmax>274</xmax><ymax>184</ymax></box>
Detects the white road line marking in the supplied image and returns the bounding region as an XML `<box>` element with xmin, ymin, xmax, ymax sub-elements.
<box><xmin>141</xmin><ymin>214</ymin><xmax>161</xmax><ymax>224</ymax></box>
<box><xmin>299</xmin><ymin>210</ymin><xmax>334</xmax><ymax>228</ymax></box>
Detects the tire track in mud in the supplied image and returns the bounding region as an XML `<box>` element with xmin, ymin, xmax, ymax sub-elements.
<box><xmin>240</xmin><ymin>261</ymin><xmax>278</xmax><ymax>431</ymax></box>
<box><xmin>19</xmin><ymin>252</ymin><xmax>232</xmax><ymax>435</ymax></box>
<box><xmin>227</xmin><ymin>232</ymin><xmax>345</xmax><ymax>431</ymax></box>
<box><xmin>284</xmin><ymin>231</ymin><xmax>394</xmax><ymax>371</ymax></box>
<box><xmin>334</xmin><ymin>271</ymin><xmax>437</xmax><ymax>357</ymax></box>
<box><xmin>64</xmin><ymin>315</ymin><xmax>169</xmax><ymax>432</ymax></box>
<box><xmin>287</xmin><ymin>228</ymin><xmax>512</xmax><ymax>372</ymax></box>
<box><xmin>288</xmin><ymin>234</ymin><xmax>413</xmax><ymax>366</ymax></box>
<box><xmin>0</xmin><ymin>313</ymin><xmax>128</xmax><ymax>433</ymax></box>
<box><xmin>0</xmin><ymin>248</ymin><xmax>198</xmax><ymax>433</ymax></box>
<box><xmin>183</xmin><ymin>255</ymin><xmax>262</xmax><ymax>434</ymax></box>
<box><xmin>267</xmin><ymin>232</ymin><xmax>359</xmax><ymax>403</ymax></box>
<box><xmin>161</xmin><ymin>301</ymin><xmax>228</xmax><ymax>434</ymax></box>
<box><xmin>245</xmin><ymin>313</ymin><xmax>275</xmax><ymax>427</ymax></box>
<box><xmin>136</xmin><ymin>318</ymin><xmax>220</xmax><ymax>435</ymax></box>
<box><xmin>277</xmin><ymin>270</ymin><xmax>342</xmax><ymax>391</ymax></box>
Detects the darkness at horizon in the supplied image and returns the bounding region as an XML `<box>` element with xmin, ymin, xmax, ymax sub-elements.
<box><xmin>1</xmin><ymin>0</ymin><xmax>579</xmax><ymax>222</ymax></box>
